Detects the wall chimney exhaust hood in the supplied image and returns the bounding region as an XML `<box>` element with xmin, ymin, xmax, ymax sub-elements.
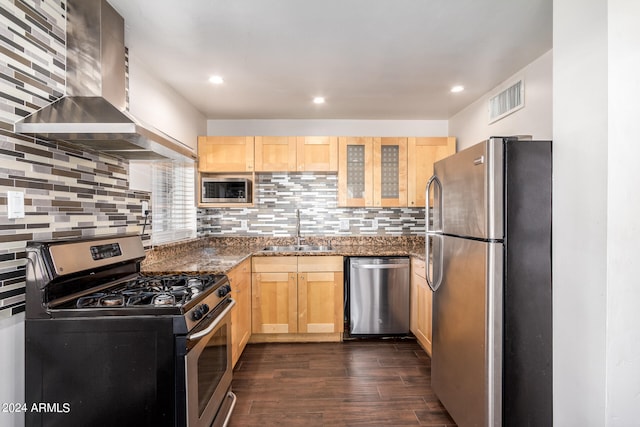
<box><xmin>14</xmin><ymin>0</ymin><xmax>196</xmax><ymax>162</ymax></box>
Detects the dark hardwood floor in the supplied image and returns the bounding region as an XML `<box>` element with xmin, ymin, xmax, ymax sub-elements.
<box><xmin>228</xmin><ymin>338</ymin><xmax>456</xmax><ymax>426</ymax></box>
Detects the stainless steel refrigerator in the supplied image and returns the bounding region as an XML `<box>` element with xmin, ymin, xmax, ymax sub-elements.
<box><xmin>425</xmin><ymin>137</ymin><xmax>552</xmax><ymax>427</ymax></box>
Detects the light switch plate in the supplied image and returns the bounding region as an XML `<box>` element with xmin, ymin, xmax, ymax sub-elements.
<box><xmin>7</xmin><ymin>191</ymin><xmax>25</xmax><ymax>219</ymax></box>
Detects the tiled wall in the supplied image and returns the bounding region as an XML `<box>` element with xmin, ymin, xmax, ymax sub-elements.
<box><xmin>0</xmin><ymin>0</ymin><xmax>150</xmax><ymax>318</ymax></box>
<box><xmin>198</xmin><ymin>173</ymin><xmax>425</xmax><ymax>236</ymax></box>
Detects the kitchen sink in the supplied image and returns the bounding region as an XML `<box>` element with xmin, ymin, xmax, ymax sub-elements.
<box><xmin>261</xmin><ymin>245</ymin><xmax>332</xmax><ymax>252</ymax></box>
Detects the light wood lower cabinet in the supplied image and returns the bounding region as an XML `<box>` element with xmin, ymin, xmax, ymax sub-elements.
<box><xmin>252</xmin><ymin>256</ymin><xmax>343</xmax><ymax>341</ymax></box>
<box><xmin>251</xmin><ymin>271</ymin><xmax>298</xmax><ymax>333</ymax></box>
<box><xmin>228</xmin><ymin>257</ymin><xmax>252</xmax><ymax>367</ymax></box>
<box><xmin>410</xmin><ymin>257</ymin><xmax>433</xmax><ymax>356</ymax></box>
<box><xmin>297</xmin><ymin>256</ymin><xmax>344</xmax><ymax>334</ymax></box>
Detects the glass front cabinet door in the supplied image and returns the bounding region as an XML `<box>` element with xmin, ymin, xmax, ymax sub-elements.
<box><xmin>338</xmin><ymin>137</ymin><xmax>407</xmax><ymax>207</ymax></box>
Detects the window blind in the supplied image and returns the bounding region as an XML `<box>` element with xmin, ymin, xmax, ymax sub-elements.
<box><xmin>151</xmin><ymin>161</ymin><xmax>196</xmax><ymax>245</ymax></box>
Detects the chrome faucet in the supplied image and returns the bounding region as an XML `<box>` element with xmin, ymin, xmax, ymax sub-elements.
<box><xmin>296</xmin><ymin>209</ymin><xmax>303</xmax><ymax>246</ymax></box>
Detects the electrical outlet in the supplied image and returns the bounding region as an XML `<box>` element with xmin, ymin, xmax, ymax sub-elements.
<box><xmin>7</xmin><ymin>191</ymin><xmax>25</xmax><ymax>219</ymax></box>
<box><xmin>141</xmin><ymin>200</ymin><xmax>149</xmax><ymax>213</ymax></box>
<box><xmin>339</xmin><ymin>219</ymin><xmax>349</xmax><ymax>231</ymax></box>
<box><xmin>372</xmin><ymin>218</ymin><xmax>378</xmax><ymax>229</ymax></box>
<box><xmin>240</xmin><ymin>220</ymin><xmax>248</xmax><ymax>230</ymax></box>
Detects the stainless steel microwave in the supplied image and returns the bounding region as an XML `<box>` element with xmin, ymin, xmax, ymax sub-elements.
<box><xmin>201</xmin><ymin>177</ymin><xmax>251</xmax><ymax>203</ymax></box>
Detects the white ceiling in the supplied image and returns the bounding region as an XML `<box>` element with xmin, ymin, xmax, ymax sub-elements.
<box><xmin>107</xmin><ymin>0</ymin><xmax>552</xmax><ymax>120</ymax></box>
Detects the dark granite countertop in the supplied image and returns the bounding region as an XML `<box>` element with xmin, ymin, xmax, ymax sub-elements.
<box><xmin>141</xmin><ymin>236</ymin><xmax>425</xmax><ymax>275</ymax></box>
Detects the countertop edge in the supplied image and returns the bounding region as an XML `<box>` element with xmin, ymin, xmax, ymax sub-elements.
<box><xmin>142</xmin><ymin>244</ymin><xmax>425</xmax><ymax>275</ymax></box>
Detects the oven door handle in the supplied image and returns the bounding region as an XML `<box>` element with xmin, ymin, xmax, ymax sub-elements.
<box><xmin>187</xmin><ymin>298</ymin><xmax>236</xmax><ymax>341</ymax></box>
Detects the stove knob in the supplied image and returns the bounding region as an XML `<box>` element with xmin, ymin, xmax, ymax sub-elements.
<box><xmin>191</xmin><ymin>306</ymin><xmax>204</xmax><ymax>321</ymax></box>
<box><xmin>217</xmin><ymin>285</ymin><xmax>231</xmax><ymax>297</ymax></box>
<box><xmin>191</xmin><ymin>304</ymin><xmax>209</xmax><ymax>321</ymax></box>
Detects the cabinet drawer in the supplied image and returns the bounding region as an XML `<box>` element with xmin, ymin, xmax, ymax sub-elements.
<box><xmin>252</xmin><ymin>256</ymin><xmax>298</xmax><ymax>273</ymax></box>
<box><xmin>298</xmin><ymin>256</ymin><xmax>343</xmax><ymax>272</ymax></box>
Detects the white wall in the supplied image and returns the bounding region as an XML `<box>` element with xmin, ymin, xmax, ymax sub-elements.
<box><xmin>554</xmin><ymin>0</ymin><xmax>608</xmax><ymax>425</ymax></box>
<box><xmin>128</xmin><ymin>54</ymin><xmax>207</xmax><ymax>151</ymax></box>
<box><xmin>606</xmin><ymin>0</ymin><xmax>640</xmax><ymax>422</ymax></box>
<box><xmin>555</xmin><ymin>0</ymin><xmax>640</xmax><ymax>424</ymax></box>
<box><xmin>449</xmin><ymin>50</ymin><xmax>552</xmax><ymax>150</ymax></box>
<box><xmin>127</xmin><ymin>54</ymin><xmax>206</xmax><ymax>191</ymax></box>
<box><xmin>206</xmin><ymin>119</ymin><xmax>448</xmax><ymax>137</ymax></box>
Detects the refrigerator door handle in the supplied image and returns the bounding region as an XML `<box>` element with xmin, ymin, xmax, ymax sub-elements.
<box><xmin>425</xmin><ymin>234</ymin><xmax>443</xmax><ymax>292</ymax></box>
<box><xmin>425</xmin><ymin>175</ymin><xmax>442</xmax><ymax>233</ymax></box>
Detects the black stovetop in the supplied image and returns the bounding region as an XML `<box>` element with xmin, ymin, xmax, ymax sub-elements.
<box><xmin>54</xmin><ymin>273</ymin><xmax>227</xmax><ymax>310</ymax></box>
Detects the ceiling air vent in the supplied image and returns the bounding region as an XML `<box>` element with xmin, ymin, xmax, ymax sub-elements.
<box><xmin>488</xmin><ymin>79</ymin><xmax>524</xmax><ymax>123</ymax></box>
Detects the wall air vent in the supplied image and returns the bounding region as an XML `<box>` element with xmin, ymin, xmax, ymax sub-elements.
<box><xmin>488</xmin><ymin>79</ymin><xmax>524</xmax><ymax>123</ymax></box>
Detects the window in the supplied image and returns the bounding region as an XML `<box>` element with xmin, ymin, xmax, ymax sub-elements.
<box><xmin>151</xmin><ymin>161</ymin><xmax>196</xmax><ymax>244</ymax></box>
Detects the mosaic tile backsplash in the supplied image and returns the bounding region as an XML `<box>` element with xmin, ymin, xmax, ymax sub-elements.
<box><xmin>0</xmin><ymin>0</ymin><xmax>150</xmax><ymax>317</ymax></box>
<box><xmin>198</xmin><ymin>173</ymin><xmax>426</xmax><ymax>237</ymax></box>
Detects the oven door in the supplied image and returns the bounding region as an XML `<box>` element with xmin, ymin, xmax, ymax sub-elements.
<box><xmin>185</xmin><ymin>298</ymin><xmax>236</xmax><ymax>427</ymax></box>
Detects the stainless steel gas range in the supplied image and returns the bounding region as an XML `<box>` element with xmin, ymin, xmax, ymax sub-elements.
<box><xmin>24</xmin><ymin>234</ymin><xmax>236</xmax><ymax>427</ymax></box>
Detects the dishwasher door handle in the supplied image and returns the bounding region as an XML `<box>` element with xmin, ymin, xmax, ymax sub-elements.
<box><xmin>352</xmin><ymin>264</ymin><xmax>408</xmax><ymax>269</ymax></box>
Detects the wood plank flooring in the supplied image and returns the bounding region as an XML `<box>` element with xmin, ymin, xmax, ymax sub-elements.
<box><xmin>228</xmin><ymin>338</ymin><xmax>456</xmax><ymax>426</ymax></box>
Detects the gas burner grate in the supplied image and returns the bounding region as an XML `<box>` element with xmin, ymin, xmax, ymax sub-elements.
<box><xmin>61</xmin><ymin>274</ymin><xmax>226</xmax><ymax>310</ymax></box>
<box><xmin>76</xmin><ymin>293</ymin><xmax>125</xmax><ymax>308</ymax></box>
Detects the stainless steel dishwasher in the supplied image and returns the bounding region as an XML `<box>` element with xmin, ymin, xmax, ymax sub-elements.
<box><xmin>348</xmin><ymin>257</ymin><xmax>410</xmax><ymax>335</ymax></box>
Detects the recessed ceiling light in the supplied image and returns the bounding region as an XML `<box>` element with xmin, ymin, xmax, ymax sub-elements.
<box><xmin>209</xmin><ymin>75</ymin><xmax>224</xmax><ymax>84</ymax></box>
<box><xmin>313</xmin><ymin>97</ymin><xmax>325</xmax><ymax>104</ymax></box>
<box><xmin>450</xmin><ymin>85</ymin><xmax>464</xmax><ymax>93</ymax></box>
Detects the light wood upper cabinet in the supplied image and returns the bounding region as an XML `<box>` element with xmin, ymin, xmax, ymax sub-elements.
<box><xmin>244</xmin><ymin>135</ymin><xmax>339</xmax><ymax>172</ymax></box>
<box><xmin>196</xmin><ymin>135</ymin><xmax>454</xmax><ymax>207</ymax></box>
<box><xmin>338</xmin><ymin>137</ymin><xmax>374</xmax><ymax>207</ymax></box>
<box><xmin>296</xmin><ymin>136</ymin><xmax>338</xmax><ymax>172</ymax></box>
<box><xmin>407</xmin><ymin>137</ymin><xmax>456</xmax><ymax>207</ymax></box>
<box><xmin>228</xmin><ymin>257</ymin><xmax>251</xmax><ymax>367</ymax></box>
<box><xmin>410</xmin><ymin>257</ymin><xmax>432</xmax><ymax>356</ymax></box>
<box><xmin>374</xmin><ymin>137</ymin><xmax>407</xmax><ymax>207</ymax></box>
<box><xmin>198</xmin><ymin>136</ymin><xmax>254</xmax><ymax>172</ymax></box>
<box><xmin>338</xmin><ymin>137</ymin><xmax>407</xmax><ymax>207</ymax></box>
<box><xmin>254</xmin><ymin>136</ymin><xmax>297</xmax><ymax>172</ymax></box>
<box><xmin>251</xmin><ymin>256</ymin><xmax>343</xmax><ymax>336</ymax></box>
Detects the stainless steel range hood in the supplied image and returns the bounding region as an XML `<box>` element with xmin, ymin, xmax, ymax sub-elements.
<box><xmin>14</xmin><ymin>0</ymin><xmax>196</xmax><ymax>162</ymax></box>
